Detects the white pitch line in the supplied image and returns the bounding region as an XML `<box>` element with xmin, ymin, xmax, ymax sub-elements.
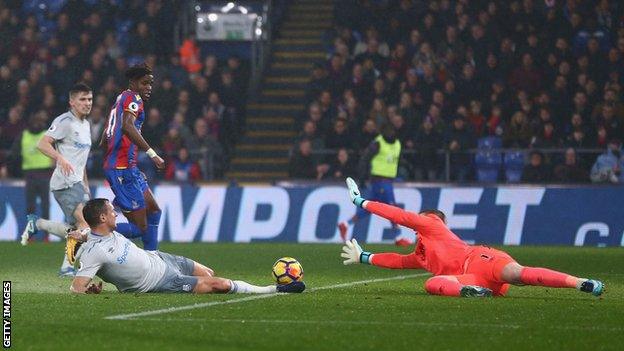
<box><xmin>104</xmin><ymin>273</ymin><xmax>429</xmax><ymax>320</ymax></box>
<box><xmin>117</xmin><ymin>318</ymin><xmax>624</xmax><ymax>332</ymax></box>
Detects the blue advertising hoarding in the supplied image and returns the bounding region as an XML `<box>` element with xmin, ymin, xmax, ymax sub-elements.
<box><xmin>0</xmin><ymin>183</ymin><xmax>622</xmax><ymax>246</ymax></box>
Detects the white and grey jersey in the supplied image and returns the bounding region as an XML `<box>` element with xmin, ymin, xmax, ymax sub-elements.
<box><xmin>76</xmin><ymin>232</ymin><xmax>166</xmax><ymax>293</ymax></box>
<box><xmin>46</xmin><ymin>111</ymin><xmax>91</xmax><ymax>190</ymax></box>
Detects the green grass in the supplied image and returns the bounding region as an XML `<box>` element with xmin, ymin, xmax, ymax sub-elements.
<box><xmin>3</xmin><ymin>242</ymin><xmax>623</xmax><ymax>350</ymax></box>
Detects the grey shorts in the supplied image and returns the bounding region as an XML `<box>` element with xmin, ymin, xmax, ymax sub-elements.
<box><xmin>52</xmin><ymin>182</ymin><xmax>90</xmax><ymax>225</ymax></box>
<box><xmin>151</xmin><ymin>252</ymin><xmax>198</xmax><ymax>293</ymax></box>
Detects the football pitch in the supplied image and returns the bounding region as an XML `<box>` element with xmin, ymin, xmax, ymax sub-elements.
<box><xmin>3</xmin><ymin>242</ymin><xmax>623</xmax><ymax>350</ymax></box>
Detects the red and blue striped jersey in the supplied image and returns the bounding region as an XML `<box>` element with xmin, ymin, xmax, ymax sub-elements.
<box><xmin>103</xmin><ymin>90</ymin><xmax>145</xmax><ymax>170</ymax></box>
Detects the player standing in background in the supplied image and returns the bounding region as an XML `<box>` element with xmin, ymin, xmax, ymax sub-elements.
<box><xmin>338</xmin><ymin>125</ymin><xmax>412</xmax><ymax>246</ymax></box>
<box><xmin>101</xmin><ymin>63</ymin><xmax>164</xmax><ymax>251</ymax></box>
<box><xmin>71</xmin><ymin>198</ymin><xmax>305</xmax><ymax>294</ymax></box>
<box><xmin>21</xmin><ymin>83</ymin><xmax>93</xmax><ymax>276</ymax></box>
<box><xmin>340</xmin><ymin>177</ymin><xmax>604</xmax><ymax>298</ymax></box>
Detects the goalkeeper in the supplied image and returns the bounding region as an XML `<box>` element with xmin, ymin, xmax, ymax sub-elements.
<box><xmin>70</xmin><ymin>198</ymin><xmax>305</xmax><ymax>295</ymax></box>
<box><xmin>340</xmin><ymin>177</ymin><xmax>604</xmax><ymax>297</ymax></box>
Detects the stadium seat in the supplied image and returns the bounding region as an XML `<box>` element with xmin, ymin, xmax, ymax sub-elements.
<box><xmin>504</xmin><ymin>151</ymin><xmax>526</xmax><ymax>183</ymax></box>
<box><xmin>475</xmin><ymin>150</ymin><xmax>502</xmax><ymax>182</ymax></box>
<box><xmin>477</xmin><ymin>136</ymin><xmax>502</xmax><ymax>150</ymax></box>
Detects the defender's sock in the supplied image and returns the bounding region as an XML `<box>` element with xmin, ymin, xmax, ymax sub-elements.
<box><xmin>425</xmin><ymin>276</ymin><xmax>462</xmax><ymax>297</ymax></box>
<box><xmin>229</xmin><ymin>280</ymin><xmax>277</xmax><ymax>294</ymax></box>
<box><xmin>36</xmin><ymin>219</ymin><xmax>71</xmax><ymax>238</ymax></box>
<box><xmin>520</xmin><ymin>267</ymin><xmax>578</xmax><ymax>288</ymax></box>
<box><xmin>116</xmin><ymin>222</ymin><xmax>144</xmax><ymax>239</ymax></box>
<box><xmin>143</xmin><ymin>210</ymin><xmax>162</xmax><ymax>251</ymax></box>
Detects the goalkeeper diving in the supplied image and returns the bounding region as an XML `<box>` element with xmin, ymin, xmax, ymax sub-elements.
<box><xmin>340</xmin><ymin>177</ymin><xmax>604</xmax><ymax>297</ymax></box>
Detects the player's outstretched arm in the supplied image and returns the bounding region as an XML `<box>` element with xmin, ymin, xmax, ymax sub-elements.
<box><xmin>121</xmin><ymin>112</ymin><xmax>165</xmax><ymax>168</ymax></box>
<box><xmin>345</xmin><ymin>177</ymin><xmax>427</xmax><ymax>230</ymax></box>
<box><xmin>341</xmin><ymin>239</ymin><xmax>422</xmax><ymax>269</ymax></box>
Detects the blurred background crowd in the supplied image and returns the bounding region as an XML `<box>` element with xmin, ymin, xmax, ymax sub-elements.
<box><xmin>1</xmin><ymin>0</ymin><xmax>623</xmax><ymax>184</ymax></box>
<box><xmin>291</xmin><ymin>0</ymin><xmax>624</xmax><ymax>183</ymax></box>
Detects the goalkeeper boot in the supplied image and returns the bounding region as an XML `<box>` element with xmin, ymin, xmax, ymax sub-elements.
<box><xmin>21</xmin><ymin>214</ymin><xmax>39</xmax><ymax>246</ymax></box>
<box><xmin>579</xmin><ymin>279</ymin><xmax>604</xmax><ymax>297</ymax></box>
<box><xmin>277</xmin><ymin>281</ymin><xmax>306</xmax><ymax>293</ymax></box>
<box><xmin>460</xmin><ymin>285</ymin><xmax>493</xmax><ymax>298</ymax></box>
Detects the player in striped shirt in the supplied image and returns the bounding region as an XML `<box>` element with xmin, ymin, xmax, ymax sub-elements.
<box><xmin>101</xmin><ymin>63</ymin><xmax>164</xmax><ymax>251</ymax></box>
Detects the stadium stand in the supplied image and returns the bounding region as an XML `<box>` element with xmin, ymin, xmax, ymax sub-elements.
<box><xmin>283</xmin><ymin>0</ymin><xmax>623</xmax><ymax>183</ymax></box>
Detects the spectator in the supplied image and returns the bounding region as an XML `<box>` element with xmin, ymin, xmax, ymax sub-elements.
<box><xmin>503</xmin><ymin>111</ymin><xmax>533</xmax><ymax>148</ymax></box>
<box><xmin>178</xmin><ymin>33</ymin><xmax>202</xmax><ymax>73</ymax></box>
<box><xmin>553</xmin><ymin>148</ymin><xmax>590</xmax><ymax>183</ymax></box>
<box><xmin>413</xmin><ymin>119</ymin><xmax>442</xmax><ymax>181</ymax></box>
<box><xmin>0</xmin><ymin>106</ymin><xmax>26</xmax><ymax>150</ymax></box>
<box><xmin>590</xmin><ymin>139</ymin><xmax>624</xmax><ymax>183</ymax></box>
<box><xmin>446</xmin><ymin>116</ymin><xmax>475</xmax><ymax>182</ymax></box>
<box><xmin>306</xmin><ymin>62</ymin><xmax>330</xmax><ymax>103</ymax></box>
<box><xmin>142</xmin><ymin>108</ymin><xmax>166</xmax><ymax>152</ymax></box>
<box><xmin>297</xmin><ymin>120</ymin><xmax>325</xmax><ymax>153</ymax></box>
<box><xmin>521</xmin><ymin>151</ymin><xmax>552</xmax><ymax>183</ymax></box>
<box><xmin>509</xmin><ymin>53</ymin><xmax>543</xmax><ymax>93</ymax></box>
<box><xmin>289</xmin><ymin>139</ymin><xmax>317</xmax><ymax>179</ymax></box>
<box><xmin>325</xmin><ymin>118</ymin><xmax>353</xmax><ymax>150</ymax></box>
<box><xmin>89</xmin><ymin>106</ymin><xmax>106</xmax><ymax>146</ymax></box>
<box><xmin>151</xmin><ymin>77</ymin><xmax>179</xmax><ymax>117</ymax></box>
<box><xmin>485</xmin><ymin>105</ymin><xmax>504</xmax><ymax>136</ymax></box>
<box><xmin>165</xmin><ymin>147</ymin><xmax>202</xmax><ymax>182</ymax></box>
<box><xmin>324</xmin><ymin>148</ymin><xmax>357</xmax><ymax>180</ymax></box>
<box><xmin>186</xmin><ymin>119</ymin><xmax>224</xmax><ymax>179</ymax></box>
<box><xmin>358</xmin><ymin>119</ymin><xmax>378</xmax><ymax>151</ymax></box>
<box><xmin>467</xmin><ymin>100</ymin><xmax>486</xmax><ymax>137</ymax></box>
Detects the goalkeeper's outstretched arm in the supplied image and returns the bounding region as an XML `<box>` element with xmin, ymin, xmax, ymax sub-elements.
<box><xmin>341</xmin><ymin>239</ymin><xmax>423</xmax><ymax>269</ymax></box>
<box><xmin>345</xmin><ymin>177</ymin><xmax>437</xmax><ymax>232</ymax></box>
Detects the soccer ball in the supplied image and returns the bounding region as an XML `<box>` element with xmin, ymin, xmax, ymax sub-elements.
<box><xmin>272</xmin><ymin>257</ymin><xmax>303</xmax><ymax>285</ymax></box>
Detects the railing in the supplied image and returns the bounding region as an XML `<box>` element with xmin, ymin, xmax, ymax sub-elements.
<box><xmin>249</xmin><ymin>0</ymin><xmax>277</xmax><ymax>95</ymax></box>
<box><xmin>0</xmin><ymin>147</ymin><xmax>222</xmax><ymax>182</ymax></box>
<box><xmin>1</xmin><ymin>146</ymin><xmax>607</xmax><ymax>183</ymax></box>
<box><xmin>308</xmin><ymin>148</ymin><xmax>605</xmax><ymax>182</ymax></box>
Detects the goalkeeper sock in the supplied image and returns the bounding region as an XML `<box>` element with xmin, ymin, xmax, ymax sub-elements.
<box><xmin>36</xmin><ymin>219</ymin><xmax>71</xmax><ymax>238</ymax></box>
<box><xmin>143</xmin><ymin>210</ymin><xmax>162</xmax><ymax>251</ymax></box>
<box><xmin>425</xmin><ymin>276</ymin><xmax>462</xmax><ymax>297</ymax></box>
<box><xmin>519</xmin><ymin>267</ymin><xmax>578</xmax><ymax>288</ymax></box>
<box><xmin>116</xmin><ymin>222</ymin><xmax>144</xmax><ymax>239</ymax></box>
<box><xmin>229</xmin><ymin>280</ymin><xmax>277</xmax><ymax>294</ymax></box>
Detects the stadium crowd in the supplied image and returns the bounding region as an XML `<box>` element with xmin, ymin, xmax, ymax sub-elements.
<box><xmin>0</xmin><ymin>0</ymin><xmax>248</xmax><ymax>181</ymax></box>
<box><xmin>291</xmin><ymin>0</ymin><xmax>624</xmax><ymax>183</ymax></box>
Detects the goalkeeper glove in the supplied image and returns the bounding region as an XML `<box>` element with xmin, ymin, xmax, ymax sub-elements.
<box><xmin>341</xmin><ymin>238</ymin><xmax>373</xmax><ymax>265</ymax></box>
<box><xmin>346</xmin><ymin>177</ymin><xmax>366</xmax><ymax>208</ymax></box>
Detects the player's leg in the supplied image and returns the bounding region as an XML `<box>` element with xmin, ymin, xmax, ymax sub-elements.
<box><xmin>424</xmin><ymin>275</ymin><xmax>493</xmax><ymax>297</ymax></box>
<box><xmin>500</xmin><ymin>262</ymin><xmax>604</xmax><ymax>296</ymax></box>
<box><xmin>106</xmin><ymin>168</ymin><xmax>158</xmax><ymax>247</ymax></box>
<box><xmin>21</xmin><ymin>177</ymin><xmax>57</xmax><ymax>244</ymax></box>
<box><xmin>142</xmin><ymin>187</ymin><xmax>161</xmax><ymax>251</ymax></box>
<box><xmin>26</xmin><ymin>184</ymin><xmax>88</xmax><ymax>242</ymax></box>
<box><xmin>39</xmin><ymin>178</ymin><xmax>51</xmax><ymax>241</ymax></box>
<box><xmin>49</xmin><ymin>183</ymin><xmax>88</xmax><ymax>276</ymax></box>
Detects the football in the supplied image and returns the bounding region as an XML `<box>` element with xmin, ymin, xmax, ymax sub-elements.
<box><xmin>272</xmin><ymin>257</ymin><xmax>304</xmax><ymax>285</ymax></box>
